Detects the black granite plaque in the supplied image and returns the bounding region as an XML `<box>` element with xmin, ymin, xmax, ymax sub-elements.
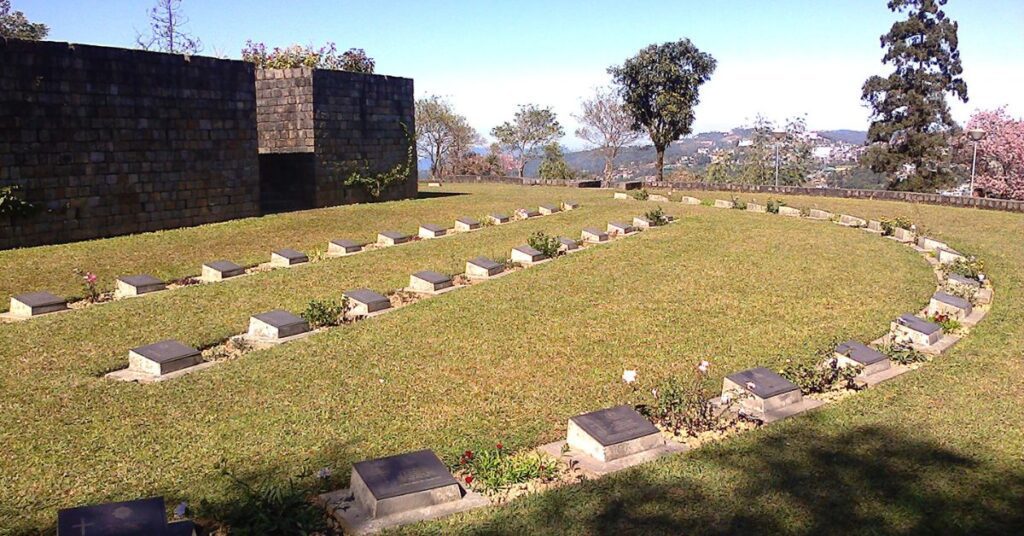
<box><xmin>57</xmin><ymin>496</ymin><xmax>168</xmax><ymax>536</ymax></box>
<box><xmin>274</xmin><ymin>249</ymin><xmax>308</xmax><ymax>262</ymax></box>
<box><xmin>380</xmin><ymin>230</ymin><xmax>409</xmax><ymax>241</ymax></box>
<box><xmin>570</xmin><ymin>405</ymin><xmax>658</xmax><ymax>447</ymax></box>
<box><xmin>514</xmin><ymin>245</ymin><xmax>542</xmax><ymax>257</ymax></box>
<box><xmin>331</xmin><ymin>239</ymin><xmax>364</xmax><ymax>251</ymax></box>
<box><xmin>13</xmin><ymin>291</ymin><xmax>65</xmax><ymax>308</ymax></box>
<box><xmin>204</xmin><ymin>260</ymin><xmax>244</xmax><ymax>277</ymax></box>
<box><xmin>897</xmin><ymin>314</ymin><xmax>940</xmax><ymax>335</ymax></box>
<box><xmin>540</xmin><ymin>204</ymin><xmax>560</xmax><ymax>212</ymax></box>
<box><xmin>132</xmin><ymin>340</ymin><xmax>200</xmax><ymax>364</ymax></box>
<box><xmin>933</xmin><ymin>291</ymin><xmax>971</xmax><ymax>310</ymax></box>
<box><xmin>835</xmin><ymin>341</ymin><xmax>887</xmax><ymax>366</ymax></box>
<box><xmin>583</xmin><ymin>227</ymin><xmax>608</xmax><ymax>239</ymax></box>
<box><xmin>947</xmin><ymin>273</ymin><xmax>980</xmax><ymax>288</ymax></box>
<box><xmin>609</xmin><ymin>222</ymin><xmax>634</xmax><ymax>232</ymax></box>
<box><xmin>490</xmin><ymin>213</ymin><xmax>509</xmax><ymax>221</ymax></box>
<box><xmin>564</xmin><ymin>200</ymin><xmax>579</xmax><ymax>206</ymax></box>
<box><xmin>456</xmin><ymin>217</ymin><xmax>480</xmax><ymax>226</ymax></box>
<box><xmin>421</xmin><ymin>224</ymin><xmax>446</xmax><ymax>233</ymax></box>
<box><xmin>557</xmin><ymin>237</ymin><xmax>579</xmax><ymax>249</ymax></box>
<box><xmin>118</xmin><ymin>274</ymin><xmax>164</xmax><ymax>288</ymax></box>
<box><xmin>726</xmin><ymin>367</ymin><xmax>799</xmax><ymax>399</ymax></box>
<box><xmin>344</xmin><ymin>288</ymin><xmax>390</xmax><ymax>307</ymax></box>
<box><xmin>253</xmin><ymin>310</ymin><xmax>309</xmax><ymax>332</ymax></box>
<box><xmin>468</xmin><ymin>257</ymin><xmax>502</xmax><ymax>271</ymax></box>
<box><xmin>413</xmin><ymin>271</ymin><xmax>452</xmax><ymax>285</ymax></box>
<box><xmin>353</xmin><ymin>449</ymin><xmax>457</xmax><ymax>500</ymax></box>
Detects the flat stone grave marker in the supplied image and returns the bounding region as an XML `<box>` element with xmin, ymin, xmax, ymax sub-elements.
<box><xmin>58</xmin><ymin>496</ymin><xmax>193</xmax><ymax>536</ymax></box>
<box><xmin>488</xmin><ymin>213</ymin><xmax>510</xmax><ymax>225</ymax></box>
<box><xmin>778</xmin><ymin>206</ymin><xmax>802</xmax><ymax>217</ymax></box>
<box><xmin>271</xmin><ymin>248</ymin><xmax>309</xmax><ymax>267</ymax></box>
<box><xmin>713</xmin><ymin>199</ymin><xmax>734</xmax><ymax>209</ymax></box>
<box><xmin>581</xmin><ymin>228</ymin><xmax>609</xmax><ymax>243</ymax></box>
<box><xmin>613</xmin><ymin>192</ymin><xmax>629</xmax><ymax>200</ymax></box>
<box><xmin>649</xmin><ymin>194</ymin><xmax>670</xmax><ymax>202</ymax></box>
<box><xmin>8</xmin><ymin>291</ymin><xmax>67</xmax><ymax>318</ymax></box>
<box><xmin>378</xmin><ymin>230</ymin><xmax>411</xmax><ymax>247</ymax></box>
<box><xmin>834</xmin><ymin>340</ymin><xmax>891</xmax><ymax>378</ymax></box>
<box><xmin>891</xmin><ymin>314</ymin><xmax>942</xmax><ymax>347</ymax></box>
<box><xmin>917</xmin><ymin>236</ymin><xmax>947</xmax><ymax>251</ymax></box>
<box><xmin>620</xmin><ymin>180</ymin><xmax>643</xmax><ymax>190</ymax></box>
<box><xmin>557</xmin><ymin>236</ymin><xmax>580</xmax><ymax>252</ymax></box>
<box><xmin>723</xmin><ymin>367</ymin><xmax>820</xmax><ymax>423</ymax></box>
<box><xmin>202</xmin><ymin>260</ymin><xmax>244</xmax><ymax>282</ymax></box>
<box><xmin>344</xmin><ymin>288</ymin><xmax>392</xmax><ymax>316</ymax></box>
<box><xmin>248</xmin><ymin>309</ymin><xmax>311</xmax><ymax>341</ymax></box>
<box><xmin>946</xmin><ymin>273</ymin><xmax>981</xmax><ymax>295</ymax></box>
<box><xmin>116</xmin><ymin>274</ymin><xmax>166</xmax><ymax>297</ymax></box>
<box><xmin>839</xmin><ymin>214</ymin><xmax>866</xmax><ymax>227</ymax></box>
<box><xmin>808</xmin><ymin>208</ymin><xmax>833</xmax><ymax>220</ymax></box>
<box><xmin>893</xmin><ymin>227</ymin><xmax>915</xmax><ymax>242</ymax></box>
<box><xmin>867</xmin><ymin>220</ymin><xmax>883</xmax><ymax>233</ymax></box>
<box><xmin>567</xmin><ymin>405</ymin><xmax>662</xmax><ymax>462</ymax></box>
<box><xmin>607</xmin><ymin>221</ymin><xmax>634</xmax><ymax>235</ymax></box>
<box><xmin>929</xmin><ymin>291</ymin><xmax>973</xmax><ymax>319</ymax></box>
<box><xmin>511</xmin><ymin>245</ymin><xmax>546</xmax><ymax>265</ymax></box>
<box><xmin>409</xmin><ymin>271</ymin><xmax>454</xmax><ymax>293</ymax></box>
<box><xmin>418</xmin><ymin>224</ymin><xmax>447</xmax><ymax>239</ymax></box>
<box><xmin>936</xmin><ymin>248</ymin><xmax>966</xmax><ymax>265</ymax></box>
<box><xmin>328</xmin><ymin>239</ymin><xmax>365</xmax><ymax>256</ymax></box>
<box><xmin>632</xmin><ymin>216</ymin><xmax>652</xmax><ymax>229</ymax></box>
<box><xmin>515</xmin><ymin>208</ymin><xmax>540</xmax><ymax>219</ymax></box>
<box><xmin>465</xmin><ymin>257</ymin><xmax>504</xmax><ymax>279</ymax></box>
<box><xmin>350</xmin><ymin>449</ymin><xmax>461</xmax><ymax>518</ymax></box>
<box><xmin>454</xmin><ymin>217</ymin><xmax>481</xmax><ymax>232</ymax></box>
<box><xmin>747</xmin><ymin>203</ymin><xmax>766</xmax><ymax>213</ymax></box>
<box><xmin>538</xmin><ymin>204</ymin><xmax>561</xmax><ymax>215</ymax></box>
<box><xmin>562</xmin><ymin>200</ymin><xmax>580</xmax><ymax>210</ymax></box>
<box><xmin>427</xmin><ymin>182</ymin><xmax>441</xmax><ymax>187</ymax></box>
<box><xmin>680</xmin><ymin>196</ymin><xmax>701</xmax><ymax>205</ymax></box>
<box><xmin>128</xmin><ymin>340</ymin><xmax>201</xmax><ymax>376</ymax></box>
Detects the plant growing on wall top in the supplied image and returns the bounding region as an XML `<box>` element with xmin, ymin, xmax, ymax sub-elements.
<box><xmin>242</xmin><ymin>41</ymin><xmax>375</xmax><ymax>73</ymax></box>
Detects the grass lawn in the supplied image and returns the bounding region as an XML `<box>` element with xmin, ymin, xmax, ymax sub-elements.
<box><xmin>1</xmin><ymin>184</ymin><xmax>1021</xmax><ymax>534</ymax></box>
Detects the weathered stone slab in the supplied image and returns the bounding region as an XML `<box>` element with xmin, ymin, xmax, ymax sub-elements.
<box><xmin>418</xmin><ymin>224</ymin><xmax>448</xmax><ymax>239</ymax></box>
<box><xmin>487</xmin><ymin>213</ymin><xmax>510</xmax><ymax>225</ymax></box>
<box><xmin>778</xmin><ymin>206</ymin><xmax>802</xmax><ymax>217</ymax></box>
<box><xmin>632</xmin><ymin>216</ymin><xmax>652</xmax><ymax>229</ymax></box>
<box><xmin>511</xmin><ymin>245</ymin><xmax>546</xmax><ymax>265</ymax></box>
<box><xmin>248</xmin><ymin>309</ymin><xmax>310</xmax><ymax>341</ymax></box>
<box><xmin>917</xmin><ymin>236</ymin><xmax>948</xmax><ymax>252</ymax></box>
<box><xmin>808</xmin><ymin>208</ymin><xmax>833</xmax><ymax>220</ymax></box>
<box><xmin>867</xmin><ymin>220</ymin><xmax>883</xmax><ymax>233</ymax></box>
<box><xmin>893</xmin><ymin>227</ymin><xmax>916</xmax><ymax>243</ymax></box>
<box><xmin>271</xmin><ymin>249</ymin><xmax>309</xmax><ymax>267</ymax></box>
<box><xmin>723</xmin><ymin>367</ymin><xmax>820</xmax><ymax>423</ymax></box>
<box><xmin>613</xmin><ymin>192</ymin><xmax>629</xmax><ymax>200</ymax></box>
<box><xmin>747</xmin><ymin>203</ymin><xmax>766</xmax><ymax>213</ymax></box>
<box><xmin>465</xmin><ymin>257</ymin><xmax>504</xmax><ymax>279</ymax></box>
<box><xmin>839</xmin><ymin>214</ymin><xmax>866</xmax><ymax>227</ymax></box>
<box><xmin>378</xmin><ymin>231</ymin><xmax>411</xmax><ymax>246</ymax></box>
<box><xmin>454</xmin><ymin>217</ymin><xmax>480</xmax><ymax>232</ymax></box>
<box><xmin>58</xmin><ymin>497</ymin><xmax>191</xmax><ymax>536</ymax></box>
<box><xmin>649</xmin><ymin>194</ymin><xmax>670</xmax><ymax>202</ymax></box>
<box><xmin>409</xmin><ymin>271</ymin><xmax>453</xmax><ymax>293</ymax></box>
<box><xmin>9</xmin><ymin>291</ymin><xmax>67</xmax><ymax>318</ymax></box>
<box><xmin>928</xmin><ymin>291</ymin><xmax>973</xmax><ymax>319</ymax></box>
<box><xmin>946</xmin><ymin>273</ymin><xmax>981</xmax><ymax>296</ymax></box>
<box><xmin>713</xmin><ymin>199</ymin><xmax>734</xmax><ymax>209</ymax></box>
<box><xmin>936</xmin><ymin>248</ymin><xmax>966</xmax><ymax>265</ymax></box>
<box><xmin>344</xmin><ymin>289</ymin><xmax>391</xmax><ymax>316</ymax></box>
<box><xmin>834</xmin><ymin>340</ymin><xmax>891</xmax><ymax>378</ymax></box>
<box><xmin>202</xmin><ymin>260</ymin><xmax>244</xmax><ymax>282</ymax></box>
<box><xmin>557</xmin><ymin>237</ymin><xmax>580</xmax><ymax>253</ymax></box>
<box><xmin>562</xmin><ymin>200</ymin><xmax>580</xmax><ymax>210</ymax></box>
<box><xmin>328</xmin><ymin>239</ymin><xmax>365</xmax><ymax>256</ymax></box>
<box><xmin>607</xmin><ymin>221</ymin><xmax>634</xmax><ymax>235</ymax></box>
<box><xmin>680</xmin><ymin>196</ymin><xmax>701</xmax><ymax>205</ymax></box>
<box><xmin>515</xmin><ymin>208</ymin><xmax>540</xmax><ymax>219</ymax></box>
<box><xmin>128</xmin><ymin>340</ymin><xmax>201</xmax><ymax>376</ymax></box>
<box><xmin>116</xmin><ymin>274</ymin><xmax>166</xmax><ymax>297</ymax></box>
<box><xmin>538</xmin><ymin>204</ymin><xmax>561</xmax><ymax>215</ymax></box>
<box><xmin>351</xmin><ymin>450</ymin><xmax>461</xmax><ymax>518</ymax></box>
<box><xmin>567</xmin><ymin>405</ymin><xmax>662</xmax><ymax>462</ymax></box>
<box><xmin>582</xmin><ymin>228</ymin><xmax>609</xmax><ymax>243</ymax></box>
<box><xmin>891</xmin><ymin>314</ymin><xmax>942</xmax><ymax>347</ymax></box>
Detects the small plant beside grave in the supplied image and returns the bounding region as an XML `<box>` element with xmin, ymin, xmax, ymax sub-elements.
<box><xmin>638</xmin><ymin>361</ymin><xmax>745</xmax><ymax>437</ymax></box>
<box><xmin>301</xmin><ymin>297</ymin><xmax>350</xmax><ymax>328</ymax></box>
<box><xmin>943</xmin><ymin>281</ymin><xmax>979</xmax><ymax>305</ymax></box>
<box><xmin>880</xmin><ymin>216</ymin><xmax>914</xmax><ymax>236</ymax></box>
<box><xmin>730</xmin><ymin>196</ymin><xmax>747</xmax><ymax>210</ymax></box>
<box><xmin>942</xmin><ymin>256</ymin><xmax>985</xmax><ymax>280</ymax></box>
<box><xmin>927</xmin><ymin>312</ymin><xmax>962</xmax><ymax>333</ymax></box>
<box><xmin>699</xmin><ymin>198</ymin><xmax>714</xmax><ymax>207</ymax></box>
<box><xmin>644</xmin><ymin>207</ymin><xmax>669</xmax><ymax>226</ymax></box>
<box><xmin>779</xmin><ymin>345</ymin><xmax>863</xmax><ymax>394</ymax></box>
<box><xmin>630</xmin><ymin>189</ymin><xmax>650</xmax><ymax>201</ymax></box>
<box><xmin>73</xmin><ymin>269</ymin><xmax>100</xmax><ymax>303</ymax></box>
<box><xmin>877</xmin><ymin>342</ymin><xmax>929</xmax><ymax>366</ymax></box>
<box><xmin>766</xmin><ymin>199</ymin><xmax>786</xmax><ymax>214</ymax></box>
<box><xmin>456</xmin><ymin>444</ymin><xmax>561</xmax><ymax>494</ymax></box>
<box><xmin>527</xmin><ymin>231</ymin><xmax>561</xmax><ymax>259</ymax></box>
<box><xmin>203</xmin><ymin>462</ymin><xmax>329</xmax><ymax>535</ymax></box>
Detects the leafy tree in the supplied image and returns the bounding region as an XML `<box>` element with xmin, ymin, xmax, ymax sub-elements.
<box><xmin>415</xmin><ymin>96</ymin><xmax>481</xmax><ymax>178</ymax></box>
<box><xmin>861</xmin><ymin>0</ymin><xmax>968</xmax><ymax>192</ymax></box>
<box><xmin>241</xmin><ymin>41</ymin><xmax>375</xmax><ymax>73</ymax></box>
<box><xmin>737</xmin><ymin>115</ymin><xmax>813</xmax><ymax>185</ymax></box>
<box><xmin>0</xmin><ymin>0</ymin><xmax>47</xmax><ymax>39</ymax></box>
<box><xmin>136</xmin><ymin>0</ymin><xmax>202</xmax><ymax>54</ymax></box>
<box><xmin>609</xmin><ymin>38</ymin><xmax>717</xmax><ymax>181</ymax></box>
<box><xmin>491</xmin><ymin>104</ymin><xmax>564</xmax><ymax>177</ymax></box>
<box><xmin>956</xmin><ymin>107</ymin><xmax>1024</xmax><ymax>200</ymax></box>
<box><xmin>537</xmin><ymin>143</ymin><xmax>577</xmax><ymax>181</ymax></box>
<box><xmin>574</xmin><ymin>86</ymin><xmax>641</xmax><ymax>181</ymax></box>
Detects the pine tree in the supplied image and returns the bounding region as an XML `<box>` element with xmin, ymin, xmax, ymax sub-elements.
<box><xmin>861</xmin><ymin>0</ymin><xmax>968</xmax><ymax>192</ymax></box>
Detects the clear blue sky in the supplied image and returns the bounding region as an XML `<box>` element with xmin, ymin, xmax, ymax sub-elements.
<box><xmin>17</xmin><ymin>0</ymin><xmax>1024</xmax><ymax>148</ymax></box>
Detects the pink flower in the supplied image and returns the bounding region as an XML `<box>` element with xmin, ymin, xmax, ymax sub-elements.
<box><xmin>85</xmin><ymin>272</ymin><xmax>97</xmax><ymax>284</ymax></box>
<box><xmin>697</xmin><ymin>360</ymin><xmax>710</xmax><ymax>373</ymax></box>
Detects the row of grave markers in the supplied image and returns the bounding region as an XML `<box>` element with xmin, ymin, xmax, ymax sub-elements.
<box><xmin>3</xmin><ymin>201</ymin><xmax>583</xmax><ymax>322</ymax></box>
<box><xmin>54</xmin><ymin>197</ymin><xmax>993</xmax><ymax>535</ymax></box>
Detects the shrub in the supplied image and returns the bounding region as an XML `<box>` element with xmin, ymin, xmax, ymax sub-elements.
<box><xmin>644</xmin><ymin>207</ymin><xmax>669</xmax><ymax>226</ymax></box>
<box><xmin>639</xmin><ymin>361</ymin><xmax>740</xmax><ymax>437</ymax></box>
<box><xmin>301</xmin><ymin>298</ymin><xmax>349</xmax><ymax>328</ymax></box>
<box><xmin>779</xmin><ymin>347</ymin><xmax>862</xmax><ymax>394</ymax></box>
<box><xmin>943</xmin><ymin>256</ymin><xmax>985</xmax><ymax>280</ymax></box>
<box><xmin>73</xmin><ymin>269</ymin><xmax>100</xmax><ymax>302</ymax></box>
<box><xmin>527</xmin><ymin>231</ymin><xmax>561</xmax><ymax>258</ymax></box>
<box><xmin>699</xmin><ymin>198</ymin><xmax>714</xmax><ymax>207</ymax></box>
<box><xmin>766</xmin><ymin>199</ymin><xmax>785</xmax><ymax>214</ymax></box>
<box><xmin>878</xmin><ymin>342</ymin><xmax>929</xmax><ymax>365</ymax></box>
<box><xmin>928</xmin><ymin>312</ymin><xmax>962</xmax><ymax>333</ymax></box>
<box><xmin>731</xmin><ymin>195</ymin><xmax>747</xmax><ymax>210</ymax></box>
<box><xmin>241</xmin><ymin>40</ymin><xmax>375</xmax><ymax>73</ymax></box>
<box><xmin>631</xmin><ymin>189</ymin><xmax>650</xmax><ymax>201</ymax></box>
<box><xmin>880</xmin><ymin>216</ymin><xmax>914</xmax><ymax>236</ymax></box>
<box><xmin>458</xmin><ymin>444</ymin><xmax>559</xmax><ymax>492</ymax></box>
<box><xmin>205</xmin><ymin>463</ymin><xmax>329</xmax><ymax>535</ymax></box>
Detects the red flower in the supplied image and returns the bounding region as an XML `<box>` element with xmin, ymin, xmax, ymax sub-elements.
<box><xmin>496</xmin><ymin>442</ymin><xmax>503</xmax><ymax>450</ymax></box>
<box><xmin>464</xmin><ymin>475</ymin><xmax>474</xmax><ymax>484</ymax></box>
<box><xmin>464</xmin><ymin>450</ymin><xmax>473</xmax><ymax>460</ymax></box>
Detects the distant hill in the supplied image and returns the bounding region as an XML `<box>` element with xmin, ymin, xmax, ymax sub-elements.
<box><xmin>819</xmin><ymin>130</ymin><xmax>867</xmax><ymax>145</ymax></box>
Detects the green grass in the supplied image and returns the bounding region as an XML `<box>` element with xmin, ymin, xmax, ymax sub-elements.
<box><xmin>1</xmin><ymin>185</ymin><xmax>1021</xmax><ymax>534</ymax></box>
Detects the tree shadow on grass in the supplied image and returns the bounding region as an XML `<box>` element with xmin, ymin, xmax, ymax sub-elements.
<box><xmin>416</xmin><ymin>191</ymin><xmax>468</xmax><ymax>200</ymax></box>
<box><xmin>454</xmin><ymin>424</ymin><xmax>1024</xmax><ymax>535</ymax></box>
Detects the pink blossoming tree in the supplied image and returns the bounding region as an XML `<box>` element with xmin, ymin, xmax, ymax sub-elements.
<box><xmin>961</xmin><ymin>107</ymin><xmax>1024</xmax><ymax>200</ymax></box>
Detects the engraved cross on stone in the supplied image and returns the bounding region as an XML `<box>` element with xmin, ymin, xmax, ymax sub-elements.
<box><xmin>71</xmin><ymin>518</ymin><xmax>95</xmax><ymax>535</ymax></box>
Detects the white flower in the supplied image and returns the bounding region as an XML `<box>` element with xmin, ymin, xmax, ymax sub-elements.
<box><xmin>697</xmin><ymin>360</ymin><xmax>710</xmax><ymax>373</ymax></box>
<box><xmin>622</xmin><ymin>370</ymin><xmax>637</xmax><ymax>384</ymax></box>
<box><xmin>745</xmin><ymin>381</ymin><xmax>757</xmax><ymax>391</ymax></box>
<box><xmin>720</xmin><ymin>393</ymin><xmax>732</xmax><ymax>404</ymax></box>
<box><xmin>978</xmin><ymin>273</ymin><xmax>986</xmax><ymax>282</ymax></box>
<box><xmin>316</xmin><ymin>467</ymin><xmax>332</xmax><ymax>479</ymax></box>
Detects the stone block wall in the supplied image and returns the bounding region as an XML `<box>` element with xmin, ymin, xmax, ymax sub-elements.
<box><xmin>0</xmin><ymin>39</ymin><xmax>259</xmax><ymax>249</ymax></box>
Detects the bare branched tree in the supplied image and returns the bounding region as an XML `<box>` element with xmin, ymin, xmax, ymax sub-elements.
<box><xmin>136</xmin><ymin>0</ymin><xmax>202</xmax><ymax>54</ymax></box>
<box><xmin>574</xmin><ymin>86</ymin><xmax>642</xmax><ymax>181</ymax></box>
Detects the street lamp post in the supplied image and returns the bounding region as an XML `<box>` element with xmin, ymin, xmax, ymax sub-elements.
<box><xmin>772</xmin><ymin>131</ymin><xmax>786</xmax><ymax>186</ymax></box>
<box><xmin>968</xmin><ymin>128</ymin><xmax>987</xmax><ymax>197</ymax></box>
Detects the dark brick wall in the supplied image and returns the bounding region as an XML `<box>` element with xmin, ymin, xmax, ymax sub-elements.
<box><xmin>0</xmin><ymin>39</ymin><xmax>259</xmax><ymax>249</ymax></box>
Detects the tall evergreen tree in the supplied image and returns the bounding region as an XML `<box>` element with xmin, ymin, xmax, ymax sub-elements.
<box><xmin>861</xmin><ymin>0</ymin><xmax>968</xmax><ymax>192</ymax></box>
